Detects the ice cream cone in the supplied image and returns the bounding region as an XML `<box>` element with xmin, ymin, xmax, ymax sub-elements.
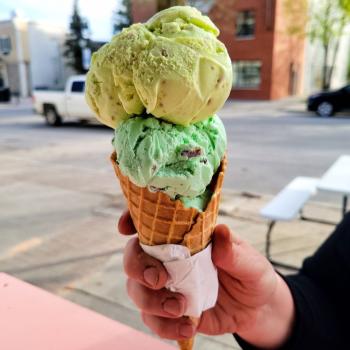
<box><xmin>177</xmin><ymin>317</ymin><xmax>200</xmax><ymax>350</ymax></box>
<box><xmin>178</xmin><ymin>335</ymin><xmax>195</xmax><ymax>350</ymax></box>
<box><xmin>111</xmin><ymin>151</ymin><xmax>227</xmax><ymax>349</ymax></box>
<box><xmin>111</xmin><ymin>152</ymin><xmax>226</xmax><ymax>254</ymax></box>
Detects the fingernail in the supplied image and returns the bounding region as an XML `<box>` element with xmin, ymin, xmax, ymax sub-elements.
<box><xmin>163</xmin><ymin>298</ymin><xmax>181</xmax><ymax>316</ymax></box>
<box><xmin>179</xmin><ymin>323</ymin><xmax>194</xmax><ymax>338</ymax></box>
<box><xmin>143</xmin><ymin>267</ymin><xmax>158</xmax><ymax>287</ymax></box>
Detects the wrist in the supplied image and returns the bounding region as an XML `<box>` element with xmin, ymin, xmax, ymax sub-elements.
<box><xmin>237</xmin><ymin>273</ymin><xmax>295</xmax><ymax>349</ymax></box>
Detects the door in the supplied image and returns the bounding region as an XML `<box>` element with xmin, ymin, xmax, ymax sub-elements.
<box><xmin>66</xmin><ymin>80</ymin><xmax>95</xmax><ymax>120</ymax></box>
<box><xmin>288</xmin><ymin>63</ymin><xmax>298</xmax><ymax>96</ymax></box>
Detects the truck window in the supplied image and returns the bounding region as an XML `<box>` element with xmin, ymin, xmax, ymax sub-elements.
<box><xmin>71</xmin><ymin>81</ymin><xmax>85</xmax><ymax>93</ymax></box>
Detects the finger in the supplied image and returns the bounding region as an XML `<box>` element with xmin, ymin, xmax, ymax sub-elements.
<box><xmin>198</xmin><ymin>292</ymin><xmax>239</xmax><ymax>335</ymax></box>
<box><xmin>142</xmin><ymin>313</ymin><xmax>196</xmax><ymax>340</ymax></box>
<box><xmin>127</xmin><ymin>279</ymin><xmax>186</xmax><ymax>318</ymax></box>
<box><xmin>124</xmin><ymin>237</ymin><xmax>168</xmax><ymax>290</ymax></box>
<box><xmin>118</xmin><ymin>210</ymin><xmax>136</xmax><ymax>235</ymax></box>
<box><xmin>211</xmin><ymin>224</ymin><xmax>234</xmax><ymax>271</ymax></box>
<box><xmin>212</xmin><ymin>224</ymin><xmax>271</xmax><ymax>282</ymax></box>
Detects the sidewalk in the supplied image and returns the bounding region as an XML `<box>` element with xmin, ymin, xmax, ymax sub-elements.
<box><xmin>0</xmin><ymin>98</ymin><xmax>32</xmax><ymax>110</ymax></box>
<box><xmin>219</xmin><ymin>96</ymin><xmax>308</xmax><ymax>119</ymax></box>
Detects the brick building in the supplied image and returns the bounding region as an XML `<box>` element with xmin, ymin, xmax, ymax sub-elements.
<box><xmin>131</xmin><ymin>0</ymin><xmax>306</xmax><ymax>100</ymax></box>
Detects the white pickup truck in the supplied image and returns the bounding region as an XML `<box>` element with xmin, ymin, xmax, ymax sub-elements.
<box><xmin>33</xmin><ymin>75</ymin><xmax>97</xmax><ymax>126</ymax></box>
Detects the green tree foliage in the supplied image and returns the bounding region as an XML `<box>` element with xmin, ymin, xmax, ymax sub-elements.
<box><xmin>283</xmin><ymin>0</ymin><xmax>309</xmax><ymax>37</ymax></box>
<box><xmin>284</xmin><ymin>0</ymin><xmax>350</xmax><ymax>90</ymax></box>
<box><xmin>64</xmin><ymin>0</ymin><xmax>91</xmax><ymax>74</ymax></box>
<box><xmin>339</xmin><ymin>0</ymin><xmax>350</xmax><ymax>16</ymax></box>
<box><xmin>113</xmin><ymin>0</ymin><xmax>133</xmax><ymax>34</ymax></box>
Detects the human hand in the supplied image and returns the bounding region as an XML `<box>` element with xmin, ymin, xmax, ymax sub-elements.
<box><xmin>119</xmin><ymin>210</ymin><xmax>295</xmax><ymax>348</ymax></box>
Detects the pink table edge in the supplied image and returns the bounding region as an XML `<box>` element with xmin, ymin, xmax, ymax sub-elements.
<box><xmin>0</xmin><ymin>273</ymin><xmax>176</xmax><ymax>350</ymax></box>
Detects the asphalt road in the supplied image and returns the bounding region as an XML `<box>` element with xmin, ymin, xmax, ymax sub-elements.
<box><xmin>223</xmin><ymin>110</ymin><xmax>350</xmax><ymax>204</ymax></box>
<box><xmin>1</xmin><ymin>103</ymin><xmax>349</xmax><ymax>203</ymax></box>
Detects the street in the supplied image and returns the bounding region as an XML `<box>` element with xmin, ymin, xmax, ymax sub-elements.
<box><xmin>223</xmin><ymin>105</ymin><xmax>350</xmax><ymax>202</ymax></box>
<box><xmin>1</xmin><ymin>101</ymin><xmax>350</xmax><ymax>349</ymax></box>
<box><xmin>1</xmin><ymin>102</ymin><xmax>350</xmax><ymax>198</ymax></box>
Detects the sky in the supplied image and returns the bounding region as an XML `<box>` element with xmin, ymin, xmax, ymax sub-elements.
<box><xmin>0</xmin><ymin>0</ymin><xmax>118</xmax><ymax>41</ymax></box>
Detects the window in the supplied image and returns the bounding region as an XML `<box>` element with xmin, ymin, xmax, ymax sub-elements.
<box><xmin>232</xmin><ymin>61</ymin><xmax>262</xmax><ymax>89</ymax></box>
<box><xmin>71</xmin><ymin>81</ymin><xmax>85</xmax><ymax>93</ymax></box>
<box><xmin>0</xmin><ymin>36</ymin><xmax>11</xmax><ymax>55</ymax></box>
<box><xmin>236</xmin><ymin>11</ymin><xmax>255</xmax><ymax>38</ymax></box>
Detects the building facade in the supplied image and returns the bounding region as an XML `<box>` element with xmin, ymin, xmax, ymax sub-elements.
<box><xmin>0</xmin><ymin>16</ymin><xmax>70</xmax><ymax>98</ymax></box>
<box><xmin>0</xmin><ymin>18</ymin><xmax>30</xmax><ymax>97</ymax></box>
<box><xmin>211</xmin><ymin>0</ymin><xmax>305</xmax><ymax>100</ymax></box>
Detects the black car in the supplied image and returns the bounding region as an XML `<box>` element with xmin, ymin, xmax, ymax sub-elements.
<box><xmin>307</xmin><ymin>85</ymin><xmax>350</xmax><ymax>117</ymax></box>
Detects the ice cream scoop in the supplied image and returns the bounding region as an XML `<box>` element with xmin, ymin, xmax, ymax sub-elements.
<box><xmin>86</xmin><ymin>6</ymin><xmax>233</xmax><ymax>128</ymax></box>
<box><xmin>113</xmin><ymin>114</ymin><xmax>226</xmax><ymax>211</ymax></box>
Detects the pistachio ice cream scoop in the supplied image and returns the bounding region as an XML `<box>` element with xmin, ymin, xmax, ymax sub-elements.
<box><xmin>113</xmin><ymin>115</ymin><xmax>226</xmax><ymax>211</ymax></box>
<box><xmin>85</xmin><ymin>6</ymin><xmax>233</xmax><ymax>128</ymax></box>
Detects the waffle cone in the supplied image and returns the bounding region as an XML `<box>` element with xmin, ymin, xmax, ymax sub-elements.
<box><xmin>111</xmin><ymin>152</ymin><xmax>227</xmax><ymax>254</ymax></box>
<box><xmin>178</xmin><ymin>338</ymin><xmax>195</xmax><ymax>350</ymax></box>
<box><xmin>177</xmin><ymin>317</ymin><xmax>200</xmax><ymax>350</ymax></box>
<box><xmin>111</xmin><ymin>151</ymin><xmax>227</xmax><ymax>350</ymax></box>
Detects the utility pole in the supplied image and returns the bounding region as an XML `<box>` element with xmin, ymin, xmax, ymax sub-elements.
<box><xmin>13</xmin><ymin>17</ymin><xmax>29</xmax><ymax>98</ymax></box>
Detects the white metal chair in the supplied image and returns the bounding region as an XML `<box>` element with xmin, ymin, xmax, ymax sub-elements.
<box><xmin>260</xmin><ymin>177</ymin><xmax>319</xmax><ymax>270</ymax></box>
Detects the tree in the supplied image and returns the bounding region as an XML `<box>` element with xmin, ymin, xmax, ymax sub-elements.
<box><xmin>113</xmin><ymin>0</ymin><xmax>133</xmax><ymax>34</ymax></box>
<box><xmin>284</xmin><ymin>0</ymin><xmax>350</xmax><ymax>90</ymax></box>
<box><xmin>339</xmin><ymin>0</ymin><xmax>350</xmax><ymax>16</ymax></box>
<box><xmin>64</xmin><ymin>0</ymin><xmax>91</xmax><ymax>74</ymax></box>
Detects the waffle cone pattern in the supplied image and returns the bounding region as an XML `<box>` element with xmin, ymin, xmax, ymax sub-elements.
<box><xmin>111</xmin><ymin>151</ymin><xmax>227</xmax><ymax>255</ymax></box>
<box><xmin>177</xmin><ymin>317</ymin><xmax>199</xmax><ymax>350</ymax></box>
<box><xmin>178</xmin><ymin>337</ymin><xmax>195</xmax><ymax>350</ymax></box>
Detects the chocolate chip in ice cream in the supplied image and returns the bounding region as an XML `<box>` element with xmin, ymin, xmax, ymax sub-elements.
<box><xmin>149</xmin><ymin>186</ymin><xmax>166</xmax><ymax>193</ymax></box>
<box><xmin>180</xmin><ymin>148</ymin><xmax>202</xmax><ymax>158</ymax></box>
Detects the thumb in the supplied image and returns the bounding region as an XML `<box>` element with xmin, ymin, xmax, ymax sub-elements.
<box><xmin>212</xmin><ymin>224</ymin><xmax>269</xmax><ymax>281</ymax></box>
<box><xmin>211</xmin><ymin>224</ymin><xmax>235</xmax><ymax>273</ymax></box>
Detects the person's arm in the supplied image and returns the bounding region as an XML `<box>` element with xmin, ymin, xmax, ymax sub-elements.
<box><xmin>236</xmin><ymin>213</ymin><xmax>350</xmax><ymax>349</ymax></box>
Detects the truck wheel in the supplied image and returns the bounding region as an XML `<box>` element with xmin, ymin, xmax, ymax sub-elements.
<box><xmin>316</xmin><ymin>102</ymin><xmax>334</xmax><ymax>117</ymax></box>
<box><xmin>44</xmin><ymin>107</ymin><xmax>62</xmax><ymax>126</ymax></box>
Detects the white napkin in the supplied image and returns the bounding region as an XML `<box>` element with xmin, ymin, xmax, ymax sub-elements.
<box><xmin>140</xmin><ymin>243</ymin><xmax>219</xmax><ymax>318</ymax></box>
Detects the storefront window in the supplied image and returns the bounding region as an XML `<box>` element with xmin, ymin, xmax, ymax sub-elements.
<box><xmin>232</xmin><ymin>61</ymin><xmax>262</xmax><ymax>89</ymax></box>
<box><xmin>0</xmin><ymin>36</ymin><xmax>11</xmax><ymax>55</ymax></box>
<box><xmin>236</xmin><ymin>11</ymin><xmax>256</xmax><ymax>38</ymax></box>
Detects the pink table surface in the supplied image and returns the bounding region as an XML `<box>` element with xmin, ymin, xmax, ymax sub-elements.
<box><xmin>0</xmin><ymin>273</ymin><xmax>176</xmax><ymax>350</ymax></box>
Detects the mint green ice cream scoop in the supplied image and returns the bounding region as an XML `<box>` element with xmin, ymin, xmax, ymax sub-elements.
<box><xmin>113</xmin><ymin>115</ymin><xmax>226</xmax><ymax>211</ymax></box>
